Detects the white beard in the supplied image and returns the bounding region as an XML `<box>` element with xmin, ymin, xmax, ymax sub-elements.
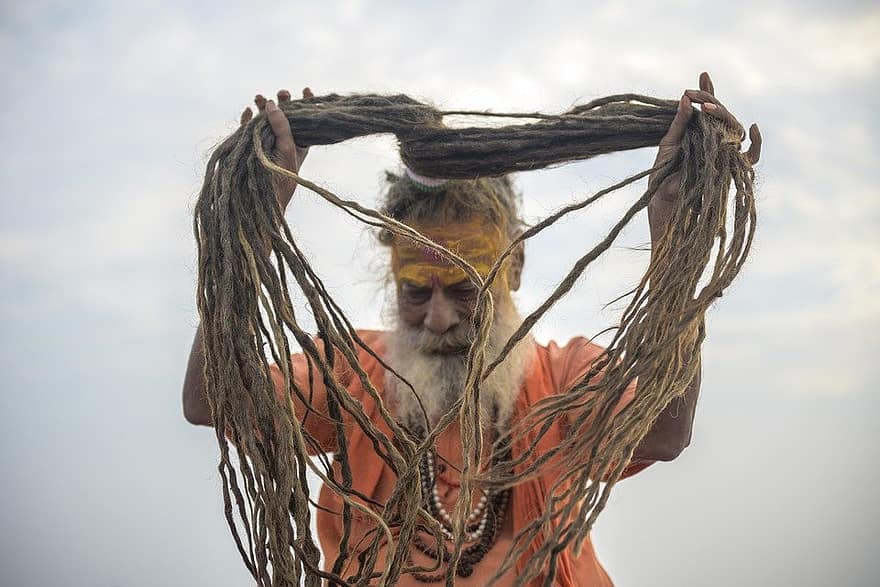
<box><xmin>384</xmin><ymin>298</ymin><xmax>534</xmax><ymax>430</ymax></box>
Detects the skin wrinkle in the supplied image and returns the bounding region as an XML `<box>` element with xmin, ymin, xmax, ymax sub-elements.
<box><xmin>193</xmin><ymin>91</ymin><xmax>757</xmax><ymax>587</ymax></box>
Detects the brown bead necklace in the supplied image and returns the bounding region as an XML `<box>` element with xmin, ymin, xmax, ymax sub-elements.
<box><xmin>408</xmin><ymin>418</ymin><xmax>512</xmax><ymax>582</ymax></box>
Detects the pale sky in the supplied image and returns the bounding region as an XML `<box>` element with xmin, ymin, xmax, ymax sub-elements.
<box><xmin>1</xmin><ymin>1</ymin><xmax>878</xmax><ymax>585</ymax></box>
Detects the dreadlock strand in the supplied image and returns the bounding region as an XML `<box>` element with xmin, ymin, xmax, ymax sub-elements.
<box><xmin>194</xmin><ymin>92</ymin><xmax>756</xmax><ymax>586</ymax></box>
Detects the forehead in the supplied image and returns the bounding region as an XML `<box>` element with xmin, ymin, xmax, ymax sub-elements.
<box><xmin>395</xmin><ymin>218</ymin><xmax>504</xmax><ymax>263</ymax></box>
<box><xmin>391</xmin><ymin>218</ymin><xmax>508</xmax><ymax>287</ymax></box>
<box><xmin>407</xmin><ymin>216</ymin><xmax>500</xmax><ymax>241</ymax></box>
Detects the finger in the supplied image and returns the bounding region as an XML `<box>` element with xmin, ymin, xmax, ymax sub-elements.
<box><xmin>745</xmin><ymin>124</ymin><xmax>762</xmax><ymax>165</ymax></box>
<box><xmin>277</xmin><ymin>89</ymin><xmax>291</xmax><ymax>103</ymax></box>
<box><xmin>266</xmin><ymin>99</ymin><xmax>296</xmax><ymax>155</ymax></box>
<box><xmin>699</xmin><ymin>72</ymin><xmax>715</xmax><ymax>96</ymax></box>
<box><xmin>690</xmin><ymin>91</ymin><xmax>744</xmax><ymax>137</ymax></box>
<box><xmin>254</xmin><ymin>94</ymin><xmax>268</xmax><ymax>112</ymax></box>
<box><xmin>701</xmin><ymin>102</ymin><xmax>745</xmax><ymax>138</ymax></box>
<box><xmin>240</xmin><ymin>107</ymin><xmax>253</xmax><ymax>126</ymax></box>
<box><xmin>684</xmin><ymin>89</ymin><xmax>720</xmax><ymax>106</ymax></box>
<box><xmin>297</xmin><ymin>88</ymin><xmax>314</xmax><ymax>159</ymax></box>
<box><xmin>658</xmin><ymin>95</ymin><xmax>693</xmax><ymax>147</ymax></box>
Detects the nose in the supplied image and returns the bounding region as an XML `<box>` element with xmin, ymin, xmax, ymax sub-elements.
<box><xmin>423</xmin><ymin>287</ymin><xmax>460</xmax><ymax>335</ymax></box>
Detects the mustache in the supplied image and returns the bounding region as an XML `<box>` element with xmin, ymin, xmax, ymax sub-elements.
<box><xmin>398</xmin><ymin>321</ymin><xmax>477</xmax><ymax>354</ymax></box>
<box><xmin>387</xmin><ymin>300</ymin><xmax>531</xmax><ymax>428</ymax></box>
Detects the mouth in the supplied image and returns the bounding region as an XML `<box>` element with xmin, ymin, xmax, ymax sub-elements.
<box><xmin>437</xmin><ymin>345</ymin><xmax>469</xmax><ymax>355</ymax></box>
<box><xmin>423</xmin><ymin>343</ymin><xmax>471</xmax><ymax>356</ymax></box>
<box><xmin>410</xmin><ymin>326</ymin><xmax>475</xmax><ymax>356</ymax></box>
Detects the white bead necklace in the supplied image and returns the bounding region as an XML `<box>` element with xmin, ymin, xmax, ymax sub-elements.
<box><xmin>421</xmin><ymin>450</ymin><xmax>494</xmax><ymax>542</ymax></box>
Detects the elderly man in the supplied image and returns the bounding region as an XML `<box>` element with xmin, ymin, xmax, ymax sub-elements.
<box><xmin>183</xmin><ymin>73</ymin><xmax>760</xmax><ymax>586</ymax></box>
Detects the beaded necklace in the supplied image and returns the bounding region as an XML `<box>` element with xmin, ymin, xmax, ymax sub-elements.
<box><xmin>408</xmin><ymin>415</ymin><xmax>512</xmax><ymax>582</ymax></box>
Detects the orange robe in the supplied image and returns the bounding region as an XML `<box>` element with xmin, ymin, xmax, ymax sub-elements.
<box><xmin>272</xmin><ymin>331</ymin><xmax>653</xmax><ymax>586</ymax></box>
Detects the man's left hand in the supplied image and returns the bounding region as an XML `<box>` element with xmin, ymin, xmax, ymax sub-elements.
<box><xmin>647</xmin><ymin>72</ymin><xmax>762</xmax><ymax>243</ymax></box>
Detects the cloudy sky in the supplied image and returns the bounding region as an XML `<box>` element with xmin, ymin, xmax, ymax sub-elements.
<box><xmin>0</xmin><ymin>1</ymin><xmax>877</xmax><ymax>585</ymax></box>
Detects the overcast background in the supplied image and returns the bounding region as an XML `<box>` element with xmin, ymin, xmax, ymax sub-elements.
<box><xmin>1</xmin><ymin>1</ymin><xmax>878</xmax><ymax>585</ymax></box>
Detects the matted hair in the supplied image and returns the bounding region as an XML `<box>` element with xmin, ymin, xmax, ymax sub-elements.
<box><xmin>195</xmin><ymin>91</ymin><xmax>756</xmax><ymax>587</ymax></box>
<box><xmin>378</xmin><ymin>171</ymin><xmax>524</xmax><ymax>245</ymax></box>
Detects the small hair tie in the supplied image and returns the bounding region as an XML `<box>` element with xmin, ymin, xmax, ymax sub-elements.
<box><xmin>404</xmin><ymin>167</ymin><xmax>449</xmax><ymax>192</ymax></box>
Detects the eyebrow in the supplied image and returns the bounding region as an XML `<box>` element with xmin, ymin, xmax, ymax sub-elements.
<box><xmin>400</xmin><ymin>280</ymin><xmax>430</xmax><ymax>289</ymax></box>
<box><xmin>399</xmin><ymin>279</ymin><xmax>476</xmax><ymax>291</ymax></box>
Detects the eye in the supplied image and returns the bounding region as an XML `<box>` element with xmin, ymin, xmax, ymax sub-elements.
<box><xmin>447</xmin><ymin>281</ymin><xmax>478</xmax><ymax>300</ymax></box>
<box><xmin>401</xmin><ymin>283</ymin><xmax>431</xmax><ymax>304</ymax></box>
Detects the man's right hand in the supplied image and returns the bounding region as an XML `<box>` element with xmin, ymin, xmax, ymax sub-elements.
<box><xmin>240</xmin><ymin>87</ymin><xmax>313</xmax><ymax>211</ymax></box>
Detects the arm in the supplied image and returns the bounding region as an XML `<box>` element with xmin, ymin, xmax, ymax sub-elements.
<box><xmin>182</xmin><ymin>324</ymin><xmax>211</xmax><ymax>426</ymax></box>
<box><xmin>633</xmin><ymin>72</ymin><xmax>761</xmax><ymax>461</ymax></box>
<box><xmin>632</xmin><ymin>361</ymin><xmax>701</xmax><ymax>461</ymax></box>
<box><xmin>182</xmin><ymin>87</ymin><xmax>313</xmax><ymax>427</ymax></box>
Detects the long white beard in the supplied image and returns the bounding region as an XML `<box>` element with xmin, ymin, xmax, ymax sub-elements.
<box><xmin>385</xmin><ymin>299</ymin><xmax>534</xmax><ymax>430</ymax></box>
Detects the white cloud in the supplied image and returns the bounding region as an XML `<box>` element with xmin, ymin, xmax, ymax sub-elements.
<box><xmin>0</xmin><ymin>178</ymin><xmax>191</xmax><ymax>334</ymax></box>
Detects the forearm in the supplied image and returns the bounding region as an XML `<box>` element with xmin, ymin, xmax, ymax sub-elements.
<box><xmin>182</xmin><ymin>324</ymin><xmax>213</xmax><ymax>426</ymax></box>
<box><xmin>632</xmin><ymin>355</ymin><xmax>701</xmax><ymax>461</ymax></box>
<box><xmin>631</xmin><ymin>207</ymin><xmax>702</xmax><ymax>460</ymax></box>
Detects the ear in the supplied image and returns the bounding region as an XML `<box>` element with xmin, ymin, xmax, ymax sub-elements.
<box><xmin>507</xmin><ymin>240</ymin><xmax>525</xmax><ymax>292</ymax></box>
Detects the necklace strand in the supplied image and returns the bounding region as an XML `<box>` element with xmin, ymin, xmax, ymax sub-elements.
<box><xmin>409</xmin><ymin>418</ymin><xmax>512</xmax><ymax>582</ymax></box>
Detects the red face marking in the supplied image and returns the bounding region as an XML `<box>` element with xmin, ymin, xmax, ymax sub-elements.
<box><xmin>419</xmin><ymin>238</ymin><xmax>449</xmax><ymax>264</ymax></box>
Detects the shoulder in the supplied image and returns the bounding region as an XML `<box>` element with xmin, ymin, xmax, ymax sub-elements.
<box><xmin>542</xmin><ymin>336</ymin><xmax>606</xmax><ymax>362</ymax></box>
<box><xmin>282</xmin><ymin>329</ymin><xmax>389</xmax><ymax>380</ymax></box>
<box><xmin>539</xmin><ymin>336</ymin><xmax>607</xmax><ymax>395</ymax></box>
<box><xmin>352</xmin><ymin>329</ymin><xmax>387</xmax><ymax>351</ymax></box>
<box><xmin>347</xmin><ymin>329</ymin><xmax>390</xmax><ymax>369</ymax></box>
<box><xmin>341</xmin><ymin>329</ymin><xmax>391</xmax><ymax>382</ymax></box>
<box><xmin>292</xmin><ymin>329</ymin><xmax>388</xmax><ymax>362</ymax></box>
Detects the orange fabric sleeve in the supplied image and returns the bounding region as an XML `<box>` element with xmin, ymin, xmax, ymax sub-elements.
<box><xmin>268</xmin><ymin>330</ymin><xmax>384</xmax><ymax>455</ymax></box>
<box><xmin>546</xmin><ymin>337</ymin><xmax>654</xmax><ymax>480</ymax></box>
<box><xmin>268</xmin><ymin>351</ymin><xmax>338</xmax><ymax>454</ymax></box>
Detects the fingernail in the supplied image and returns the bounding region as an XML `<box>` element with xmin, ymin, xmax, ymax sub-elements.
<box><xmin>266</xmin><ymin>100</ymin><xmax>278</xmax><ymax>112</ymax></box>
<box><xmin>704</xmin><ymin>103</ymin><xmax>717</xmax><ymax>111</ymax></box>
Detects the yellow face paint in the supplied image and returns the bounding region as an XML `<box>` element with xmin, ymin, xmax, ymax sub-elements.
<box><xmin>391</xmin><ymin>218</ymin><xmax>510</xmax><ymax>290</ymax></box>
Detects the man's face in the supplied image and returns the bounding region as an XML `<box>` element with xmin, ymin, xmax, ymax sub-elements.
<box><xmin>397</xmin><ymin>278</ymin><xmax>480</xmax><ymax>354</ymax></box>
<box><xmin>386</xmin><ymin>217</ymin><xmax>530</xmax><ymax>425</ymax></box>
<box><xmin>391</xmin><ymin>217</ymin><xmax>511</xmax><ymax>354</ymax></box>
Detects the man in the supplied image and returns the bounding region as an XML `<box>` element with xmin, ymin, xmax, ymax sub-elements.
<box><xmin>183</xmin><ymin>73</ymin><xmax>761</xmax><ymax>586</ymax></box>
